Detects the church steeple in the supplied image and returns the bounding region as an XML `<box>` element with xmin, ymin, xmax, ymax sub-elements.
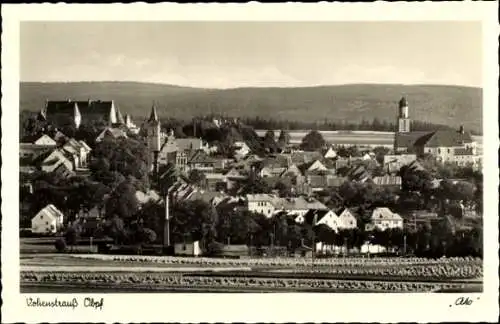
<box><xmin>397</xmin><ymin>96</ymin><xmax>410</xmax><ymax>133</ymax></box>
<box><xmin>148</xmin><ymin>102</ymin><xmax>159</xmax><ymax>123</ymax></box>
<box><xmin>146</xmin><ymin>102</ymin><xmax>161</xmax><ymax>174</ymax></box>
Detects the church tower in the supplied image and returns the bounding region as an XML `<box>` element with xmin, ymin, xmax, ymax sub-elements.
<box><xmin>397</xmin><ymin>96</ymin><xmax>411</xmax><ymax>133</ymax></box>
<box><xmin>146</xmin><ymin>103</ymin><xmax>161</xmax><ymax>174</ymax></box>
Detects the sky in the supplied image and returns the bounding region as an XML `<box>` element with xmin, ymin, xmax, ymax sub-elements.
<box><xmin>20</xmin><ymin>21</ymin><xmax>482</xmax><ymax>89</ymax></box>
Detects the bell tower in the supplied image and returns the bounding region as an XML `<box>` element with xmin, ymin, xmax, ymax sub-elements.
<box><xmin>146</xmin><ymin>102</ymin><xmax>161</xmax><ymax>174</ymax></box>
<box><xmin>397</xmin><ymin>96</ymin><xmax>411</xmax><ymax>133</ymax></box>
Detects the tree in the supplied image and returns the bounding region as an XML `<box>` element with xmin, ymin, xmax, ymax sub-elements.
<box><xmin>263</xmin><ymin>130</ymin><xmax>279</xmax><ymax>153</ymax></box>
<box><xmin>188</xmin><ymin>169</ymin><xmax>206</xmax><ymax>187</ymax></box>
<box><xmin>239</xmin><ymin>173</ymin><xmax>272</xmax><ymax>195</ymax></box>
<box><xmin>54</xmin><ymin>237</ymin><xmax>67</xmax><ymax>252</ymax></box>
<box><xmin>277</xmin><ymin>129</ymin><xmax>291</xmax><ymax>149</ymax></box>
<box><xmin>373</xmin><ymin>146</ymin><xmax>390</xmax><ymax>165</ymax></box>
<box><xmin>454</xmin><ymin>181</ymin><xmax>476</xmax><ymax>203</ymax></box>
<box><xmin>105</xmin><ymin>181</ymin><xmax>139</xmax><ymax>220</ymax></box>
<box><xmin>105</xmin><ymin>215</ymin><xmax>128</xmax><ymax>244</ymax></box>
<box><xmin>300</xmin><ymin>130</ymin><xmax>326</xmax><ymax>151</ymax></box>
<box><xmin>275</xmin><ymin>181</ymin><xmax>292</xmax><ymax>197</ymax></box>
<box><xmin>64</xmin><ymin>222</ymin><xmax>82</xmax><ymax>251</ymax></box>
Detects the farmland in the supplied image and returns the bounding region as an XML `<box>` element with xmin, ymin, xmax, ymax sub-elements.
<box><xmin>20</xmin><ymin>252</ymin><xmax>483</xmax><ymax>293</ymax></box>
<box><xmin>255</xmin><ymin>130</ymin><xmax>483</xmax><ymax>150</ymax></box>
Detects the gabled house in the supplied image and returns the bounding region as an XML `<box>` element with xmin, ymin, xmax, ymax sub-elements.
<box><xmin>33</xmin><ymin>134</ymin><xmax>57</xmax><ymax>146</ymax></box>
<box><xmin>37</xmin><ymin>149</ymin><xmax>74</xmax><ymax>174</ymax></box>
<box><xmin>258</xmin><ymin>155</ymin><xmax>291</xmax><ymax>178</ymax></box>
<box><xmin>31</xmin><ymin>204</ymin><xmax>64</xmax><ymax>234</ymax></box>
<box><xmin>323</xmin><ymin>147</ymin><xmax>337</xmax><ymax>159</ymax></box>
<box><xmin>95</xmin><ymin>127</ymin><xmax>128</xmax><ymax>143</ymax></box>
<box><xmin>347</xmin><ymin>164</ymin><xmax>371</xmax><ymax>183</ymax></box>
<box><xmin>383</xmin><ymin>154</ymin><xmax>417</xmax><ymax>174</ymax></box>
<box><xmin>20</xmin><ymin>143</ymin><xmax>55</xmax><ymax>163</ymax></box>
<box><xmin>246</xmin><ymin>194</ymin><xmax>280</xmax><ymax>218</ymax></box>
<box><xmin>187</xmin><ymin>150</ymin><xmax>223</xmax><ymax>172</ymax></box>
<box><xmin>337</xmin><ymin>208</ymin><xmax>358</xmax><ymax>230</ymax></box>
<box><xmin>52</xmin><ymin>160</ymin><xmax>75</xmax><ymax>179</ymax></box>
<box><xmin>289</xmin><ymin>151</ymin><xmax>324</xmax><ymax>165</ymax></box>
<box><xmin>233</xmin><ymin>141</ymin><xmax>251</xmax><ymax>159</ymax></box>
<box><xmin>296</xmin><ymin>209</ymin><xmax>338</xmax><ymax>230</ymax></box>
<box><xmin>367</xmin><ymin>207</ymin><xmax>403</xmax><ymax>231</ymax></box>
<box><xmin>62</xmin><ymin>138</ymin><xmax>92</xmax><ymax>169</ymax></box>
<box><xmin>304</xmin><ymin>159</ymin><xmax>329</xmax><ymax>173</ymax></box>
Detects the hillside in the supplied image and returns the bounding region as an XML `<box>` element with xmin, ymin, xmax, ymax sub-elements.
<box><xmin>20</xmin><ymin>82</ymin><xmax>482</xmax><ymax>133</ymax></box>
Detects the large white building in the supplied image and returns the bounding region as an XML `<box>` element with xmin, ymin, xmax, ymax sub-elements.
<box><xmin>367</xmin><ymin>207</ymin><xmax>403</xmax><ymax>231</ymax></box>
<box><xmin>393</xmin><ymin>97</ymin><xmax>482</xmax><ymax>170</ymax></box>
<box><xmin>31</xmin><ymin>204</ymin><xmax>64</xmax><ymax>234</ymax></box>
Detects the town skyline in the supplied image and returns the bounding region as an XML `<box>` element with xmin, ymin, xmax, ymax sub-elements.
<box><xmin>21</xmin><ymin>21</ymin><xmax>482</xmax><ymax>89</ymax></box>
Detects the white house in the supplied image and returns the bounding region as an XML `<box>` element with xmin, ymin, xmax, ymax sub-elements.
<box><xmin>246</xmin><ymin>194</ymin><xmax>279</xmax><ymax>218</ymax></box>
<box><xmin>95</xmin><ymin>127</ymin><xmax>128</xmax><ymax>143</ymax></box>
<box><xmin>368</xmin><ymin>207</ymin><xmax>403</xmax><ymax>231</ymax></box>
<box><xmin>323</xmin><ymin>147</ymin><xmax>337</xmax><ymax>159</ymax></box>
<box><xmin>296</xmin><ymin>209</ymin><xmax>339</xmax><ymax>230</ymax></box>
<box><xmin>337</xmin><ymin>208</ymin><xmax>358</xmax><ymax>230</ymax></box>
<box><xmin>274</xmin><ymin>196</ymin><xmax>328</xmax><ymax>218</ymax></box>
<box><xmin>62</xmin><ymin>138</ymin><xmax>92</xmax><ymax>169</ymax></box>
<box><xmin>174</xmin><ymin>240</ymin><xmax>202</xmax><ymax>256</ymax></box>
<box><xmin>233</xmin><ymin>141</ymin><xmax>251</xmax><ymax>159</ymax></box>
<box><xmin>33</xmin><ymin>134</ymin><xmax>57</xmax><ymax>146</ymax></box>
<box><xmin>40</xmin><ymin>149</ymin><xmax>74</xmax><ymax>173</ymax></box>
<box><xmin>306</xmin><ymin>160</ymin><xmax>328</xmax><ymax>173</ymax></box>
<box><xmin>31</xmin><ymin>204</ymin><xmax>64</xmax><ymax>234</ymax></box>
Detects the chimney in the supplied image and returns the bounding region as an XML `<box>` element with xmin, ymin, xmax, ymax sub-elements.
<box><xmin>459</xmin><ymin>125</ymin><xmax>464</xmax><ymax>134</ymax></box>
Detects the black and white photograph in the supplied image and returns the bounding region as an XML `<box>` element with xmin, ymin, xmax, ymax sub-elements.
<box><xmin>2</xmin><ymin>2</ymin><xmax>498</xmax><ymax>323</ymax></box>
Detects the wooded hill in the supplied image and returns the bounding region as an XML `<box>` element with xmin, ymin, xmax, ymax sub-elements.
<box><xmin>20</xmin><ymin>82</ymin><xmax>482</xmax><ymax>133</ymax></box>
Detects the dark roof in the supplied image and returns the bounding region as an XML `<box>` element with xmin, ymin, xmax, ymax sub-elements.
<box><xmin>43</xmin><ymin>100</ymin><xmax>124</xmax><ymax>126</ymax></box>
<box><xmin>148</xmin><ymin>104</ymin><xmax>159</xmax><ymax>123</ymax></box>
<box><xmin>454</xmin><ymin>147</ymin><xmax>475</xmax><ymax>156</ymax></box>
<box><xmin>302</xmin><ymin>209</ymin><xmax>330</xmax><ymax>225</ymax></box>
<box><xmin>415</xmin><ymin>130</ymin><xmax>474</xmax><ymax>148</ymax></box>
<box><xmin>399</xmin><ymin>96</ymin><xmax>408</xmax><ymax>108</ymax></box>
<box><xmin>394</xmin><ymin>131</ymin><xmax>432</xmax><ymax>149</ymax></box>
<box><xmin>188</xmin><ymin>150</ymin><xmax>217</xmax><ymax>164</ymax></box>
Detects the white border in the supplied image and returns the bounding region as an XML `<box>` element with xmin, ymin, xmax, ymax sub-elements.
<box><xmin>2</xmin><ymin>3</ymin><xmax>499</xmax><ymax>323</ymax></box>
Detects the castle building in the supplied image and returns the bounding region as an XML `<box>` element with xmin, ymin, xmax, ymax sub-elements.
<box><xmin>39</xmin><ymin>99</ymin><xmax>125</xmax><ymax>129</ymax></box>
<box><xmin>146</xmin><ymin>103</ymin><xmax>161</xmax><ymax>174</ymax></box>
<box><xmin>393</xmin><ymin>97</ymin><xmax>481</xmax><ymax>170</ymax></box>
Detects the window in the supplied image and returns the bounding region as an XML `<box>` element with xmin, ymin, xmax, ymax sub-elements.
<box><xmin>448</xmin><ymin>149</ymin><xmax>451</xmax><ymax>154</ymax></box>
<box><xmin>438</xmin><ymin>148</ymin><xmax>441</xmax><ymax>154</ymax></box>
<box><xmin>40</xmin><ymin>215</ymin><xmax>43</xmax><ymax>220</ymax></box>
<box><xmin>45</xmin><ymin>221</ymin><xmax>49</xmax><ymax>225</ymax></box>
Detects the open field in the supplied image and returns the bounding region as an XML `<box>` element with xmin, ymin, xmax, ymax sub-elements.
<box><xmin>255</xmin><ymin>130</ymin><xmax>483</xmax><ymax>149</ymax></box>
<box><xmin>20</xmin><ymin>253</ymin><xmax>483</xmax><ymax>293</ymax></box>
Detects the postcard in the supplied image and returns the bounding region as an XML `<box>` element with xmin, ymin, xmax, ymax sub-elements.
<box><xmin>1</xmin><ymin>2</ymin><xmax>499</xmax><ymax>323</ymax></box>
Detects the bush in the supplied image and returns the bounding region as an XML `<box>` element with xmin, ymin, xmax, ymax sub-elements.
<box><xmin>54</xmin><ymin>238</ymin><xmax>67</xmax><ymax>252</ymax></box>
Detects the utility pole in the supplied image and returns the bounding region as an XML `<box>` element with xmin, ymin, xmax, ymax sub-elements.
<box><xmin>312</xmin><ymin>213</ymin><xmax>317</xmax><ymax>268</ymax></box>
<box><xmin>403</xmin><ymin>234</ymin><xmax>407</xmax><ymax>256</ymax></box>
<box><xmin>344</xmin><ymin>237</ymin><xmax>348</xmax><ymax>259</ymax></box>
<box><xmin>164</xmin><ymin>184</ymin><xmax>174</xmax><ymax>251</ymax></box>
